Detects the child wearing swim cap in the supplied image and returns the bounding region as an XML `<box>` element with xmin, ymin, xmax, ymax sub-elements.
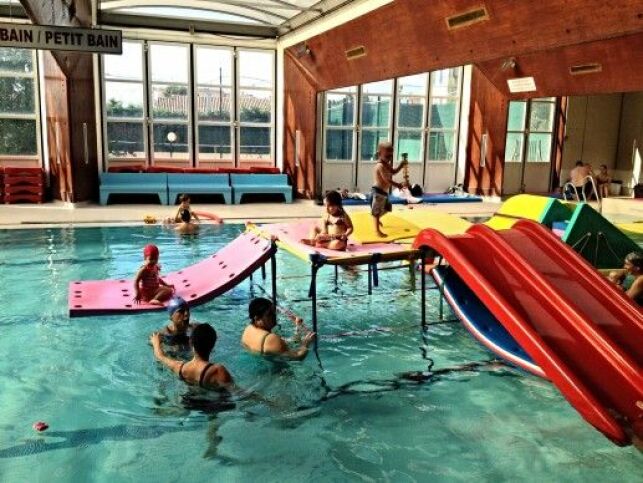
<box><xmin>158</xmin><ymin>296</ymin><xmax>196</xmax><ymax>346</ymax></box>
<box><xmin>133</xmin><ymin>244</ymin><xmax>174</xmax><ymax>305</ymax></box>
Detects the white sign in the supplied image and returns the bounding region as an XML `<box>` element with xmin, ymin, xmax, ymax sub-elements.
<box><xmin>0</xmin><ymin>23</ymin><xmax>122</xmax><ymax>54</ymax></box>
<box><xmin>507</xmin><ymin>76</ymin><xmax>537</xmax><ymax>93</ymax></box>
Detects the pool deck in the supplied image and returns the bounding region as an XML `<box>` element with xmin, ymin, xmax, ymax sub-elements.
<box><xmin>0</xmin><ymin>196</ymin><xmax>637</xmax><ymax>229</ymax></box>
<box><xmin>0</xmin><ymin>199</ymin><xmax>503</xmax><ymax>229</ymax></box>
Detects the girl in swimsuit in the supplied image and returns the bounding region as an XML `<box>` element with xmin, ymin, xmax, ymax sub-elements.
<box><xmin>134</xmin><ymin>244</ymin><xmax>174</xmax><ymax>305</ymax></box>
<box><xmin>150</xmin><ymin>323</ymin><xmax>233</xmax><ymax>389</ymax></box>
<box><xmin>302</xmin><ymin>190</ymin><xmax>354</xmax><ymax>251</ymax></box>
<box><xmin>241</xmin><ymin>298</ymin><xmax>316</xmax><ymax>361</ymax></box>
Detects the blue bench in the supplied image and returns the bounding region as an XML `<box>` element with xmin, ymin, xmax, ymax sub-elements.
<box><xmin>231</xmin><ymin>174</ymin><xmax>292</xmax><ymax>204</ymax></box>
<box><xmin>99</xmin><ymin>173</ymin><xmax>169</xmax><ymax>205</ymax></box>
<box><xmin>167</xmin><ymin>173</ymin><xmax>232</xmax><ymax>204</ymax></box>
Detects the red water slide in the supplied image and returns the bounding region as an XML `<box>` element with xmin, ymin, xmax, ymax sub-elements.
<box><xmin>413</xmin><ymin>220</ymin><xmax>643</xmax><ymax>445</ymax></box>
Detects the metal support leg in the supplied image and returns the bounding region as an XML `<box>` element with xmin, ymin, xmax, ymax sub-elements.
<box><xmin>270</xmin><ymin>250</ymin><xmax>277</xmax><ymax>308</ymax></box>
<box><xmin>311</xmin><ymin>264</ymin><xmax>319</xmax><ymax>351</ymax></box>
<box><xmin>439</xmin><ymin>282</ymin><xmax>445</xmax><ymax>321</ymax></box>
<box><xmin>420</xmin><ymin>250</ymin><xmax>427</xmax><ymax>328</ymax></box>
<box><xmin>367</xmin><ymin>263</ymin><xmax>373</xmax><ymax>295</ymax></box>
<box><xmin>334</xmin><ymin>265</ymin><xmax>339</xmax><ymax>292</ymax></box>
<box><xmin>261</xmin><ymin>263</ymin><xmax>266</xmax><ymax>280</ymax></box>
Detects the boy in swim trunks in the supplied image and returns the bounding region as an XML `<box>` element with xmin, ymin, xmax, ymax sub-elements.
<box><xmin>372</xmin><ymin>141</ymin><xmax>408</xmax><ymax>237</ymax></box>
<box><xmin>134</xmin><ymin>244</ymin><xmax>174</xmax><ymax>305</ymax></box>
<box><xmin>302</xmin><ymin>190</ymin><xmax>353</xmax><ymax>251</ymax></box>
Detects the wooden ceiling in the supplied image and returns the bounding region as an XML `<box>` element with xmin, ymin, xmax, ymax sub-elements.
<box><xmin>476</xmin><ymin>32</ymin><xmax>643</xmax><ymax>98</ymax></box>
<box><xmin>288</xmin><ymin>0</ymin><xmax>643</xmax><ymax>95</ymax></box>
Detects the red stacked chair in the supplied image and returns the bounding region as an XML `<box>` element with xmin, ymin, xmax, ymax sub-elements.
<box><xmin>0</xmin><ymin>167</ymin><xmax>4</xmax><ymax>203</ymax></box>
<box><xmin>3</xmin><ymin>167</ymin><xmax>44</xmax><ymax>204</ymax></box>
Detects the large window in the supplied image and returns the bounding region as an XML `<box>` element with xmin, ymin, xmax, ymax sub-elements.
<box><xmin>104</xmin><ymin>41</ymin><xmax>146</xmax><ymax>162</ymax></box>
<box><xmin>505</xmin><ymin>98</ymin><xmax>556</xmax><ymax>163</ymax></box>
<box><xmin>238</xmin><ymin>49</ymin><xmax>274</xmax><ymax>167</ymax></box>
<box><xmin>360</xmin><ymin>80</ymin><xmax>393</xmax><ymax>161</ymax></box>
<box><xmin>102</xmin><ymin>41</ymin><xmax>275</xmax><ymax>169</ymax></box>
<box><xmin>428</xmin><ymin>68</ymin><xmax>461</xmax><ymax>162</ymax></box>
<box><xmin>324</xmin><ymin>86</ymin><xmax>356</xmax><ymax>162</ymax></box>
<box><xmin>323</xmin><ymin>67</ymin><xmax>463</xmax><ymax>165</ymax></box>
<box><xmin>195</xmin><ymin>46</ymin><xmax>233</xmax><ymax>166</ymax></box>
<box><xmin>396</xmin><ymin>73</ymin><xmax>428</xmax><ymax>162</ymax></box>
<box><xmin>149</xmin><ymin>43</ymin><xmax>191</xmax><ymax>165</ymax></box>
<box><xmin>0</xmin><ymin>48</ymin><xmax>40</xmax><ymax>162</ymax></box>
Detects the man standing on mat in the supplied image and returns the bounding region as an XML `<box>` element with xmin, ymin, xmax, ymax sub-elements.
<box><xmin>371</xmin><ymin>141</ymin><xmax>408</xmax><ymax>237</ymax></box>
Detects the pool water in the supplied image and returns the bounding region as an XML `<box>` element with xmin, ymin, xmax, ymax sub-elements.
<box><xmin>0</xmin><ymin>225</ymin><xmax>640</xmax><ymax>482</ymax></box>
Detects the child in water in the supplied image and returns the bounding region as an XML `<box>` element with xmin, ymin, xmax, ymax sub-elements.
<box><xmin>158</xmin><ymin>296</ymin><xmax>196</xmax><ymax>346</ymax></box>
<box><xmin>134</xmin><ymin>244</ymin><xmax>174</xmax><ymax>305</ymax></box>
<box><xmin>165</xmin><ymin>194</ymin><xmax>200</xmax><ymax>234</ymax></box>
<box><xmin>302</xmin><ymin>190</ymin><xmax>353</xmax><ymax>251</ymax></box>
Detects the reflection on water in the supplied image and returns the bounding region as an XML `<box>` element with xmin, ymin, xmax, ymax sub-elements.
<box><xmin>0</xmin><ymin>225</ymin><xmax>640</xmax><ymax>481</ymax></box>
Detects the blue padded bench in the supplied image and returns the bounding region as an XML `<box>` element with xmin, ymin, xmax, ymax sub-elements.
<box><xmin>231</xmin><ymin>174</ymin><xmax>293</xmax><ymax>204</ymax></box>
<box><xmin>99</xmin><ymin>173</ymin><xmax>169</xmax><ymax>205</ymax></box>
<box><xmin>167</xmin><ymin>173</ymin><xmax>232</xmax><ymax>204</ymax></box>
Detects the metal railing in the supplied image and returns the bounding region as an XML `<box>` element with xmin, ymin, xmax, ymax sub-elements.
<box><xmin>562</xmin><ymin>176</ymin><xmax>602</xmax><ymax>213</ymax></box>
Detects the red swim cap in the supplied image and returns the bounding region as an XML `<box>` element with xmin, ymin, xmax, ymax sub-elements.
<box><xmin>143</xmin><ymin>244</ymin><xmax>159</xmax><ymax>259</ymax></box>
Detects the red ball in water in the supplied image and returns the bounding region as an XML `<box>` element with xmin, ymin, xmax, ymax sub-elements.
<box><xmin>32</xmin><ymin>421</ymin><xmax>49</xmax><ymax>432</ymax></box>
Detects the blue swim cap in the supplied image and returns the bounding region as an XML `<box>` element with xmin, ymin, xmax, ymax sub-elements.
<box><xmin>167</xmin><ymin>296</ymin><xmax>189</xmax><ymax>316</ymax></box>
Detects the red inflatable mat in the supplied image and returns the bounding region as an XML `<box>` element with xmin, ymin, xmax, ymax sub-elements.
<box><xmin>68</xmin><ymin>231</ymin><xmax>275</xmax><ymax>317</ymax></box>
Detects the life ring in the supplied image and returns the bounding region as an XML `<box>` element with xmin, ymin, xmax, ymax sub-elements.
<box><xmin>194</xmin><ymin>211</ymin><xmax>223</xmax><ymax>224</ymax></box>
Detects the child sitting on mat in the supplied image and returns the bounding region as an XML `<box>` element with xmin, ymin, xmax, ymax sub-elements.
<box><xmin>134</xmin><ymin>244</ymin><xmax>174</xmax><ymax>305</ymax></box>
<box><xmin>302</xmin><ymin>190</ymin><xmax>353</xmax><ymax>251</ymax></box>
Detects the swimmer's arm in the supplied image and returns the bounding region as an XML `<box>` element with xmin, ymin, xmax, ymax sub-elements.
<box><xmin>344</xmin><ymin>214</ymin><xmax>354</xmax><ymax>238</ymax></box>
<box><xmin>320</xmin><ymin>214</ymin><xmax>329</xmax><ymax>235</ymax></box>
<box><xmin>608</xmin><ymin>269</ymin><xmax>627</xmax><ymax>285</ymax></box>
<box><xmin>264</xmin><ymin>333</ymin><xmax>315</xmax><ymax>361</ymax></box>
<box><xmin>150</xmin><ymin>333</ymin><xmax>183</xmax><ymax>374</ymax></box>
<box><xmin>392</xmin><ymin>160</ymin><xmax>408</xmax><ymax>174</ymax></box>
<box><xmin>626</xmin><ymin>277</ymin><xmax>643</xmax><ymax>301</ymax></box>
<box><xmin>174</xmin><ymin>208</ymin><xmax>182</xmax><ymax>223</ymax></box>
<box><xmin>133</xmin><ymin>266</ymin><xmax>145</xmax><ymax>299</ymax></box>
<box><xmin>191</xmin><ymin>210</ymin><xmax>200</xmax><ymax>222</ymax></box>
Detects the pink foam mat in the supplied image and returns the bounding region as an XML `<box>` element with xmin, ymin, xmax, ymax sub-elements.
<box><xmin>69</xmin><ymin>231</ymin><xmax>273</xmax><ymax>317</ymax></box>
<box><xmin>260</xmin><ymin>221</ymin><xmax>409</xmax><ymax>260</ymax></box>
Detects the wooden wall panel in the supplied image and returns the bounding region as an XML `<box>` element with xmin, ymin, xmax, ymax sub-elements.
<box><xmin>21</xmin><ymin>0</ymin><xmax>99</xmax><ymax>202</ymax></box>
<box><xmin>283</xmin><ymin>52</ymin><xmax>319</xmax><ymax>198</ymax></box>
<box><xmin>476</xmin><ymin>33</ymin><xmax>643</xmax><ymax>99</ymax></box>
<box><xmin>43</xmin><ymin>51</ymin><xmax>73</xmax><ymax>202</ymax></box>
<box><xmin>465</xmin><ymin>67</ymin><xmax>508</xmax><ymax>196</ymax></box>
<box><xmin>290</xmin><ymin>0</ymin><xmax>643</xmax><ymax>92</ymax></box>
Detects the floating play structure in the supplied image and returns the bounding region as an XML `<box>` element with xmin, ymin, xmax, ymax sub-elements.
<box><xmin>69</xmin><ymin>231</ymin><xmax>275</xmax><ymax>316</ymax></box>
<box><xmin>68</xmin><ymin>195</ymin><xmax>643</xmax><ymax>445</ymax></box>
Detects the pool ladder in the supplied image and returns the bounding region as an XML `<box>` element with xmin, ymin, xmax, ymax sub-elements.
<box><xmin>562</xmin><ymin>176</ymin><xmax>602</xmax><ymax>214</ymax></box>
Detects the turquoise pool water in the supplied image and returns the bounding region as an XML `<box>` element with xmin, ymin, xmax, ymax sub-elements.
<box><xmin>0</xmin><ymin>225</ymin><xmax>640</xmax><ymax>482</ymax></box>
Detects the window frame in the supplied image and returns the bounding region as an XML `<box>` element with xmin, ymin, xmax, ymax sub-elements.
<box><xmin>193</xmin><ymin>44</ymin><xmax>235</xmax><ymax>167</ymax></box>
<box><xmin>100</xmin><ymin>40</ymin><xmax>277</xmax><ymax>170</ymax></box>
<box><xmin>101</xmin><ymin>39</ymin><xmax>148</xmax><ymax>165</ymax></box>
<box><xmin>358</xmin><ymin>79</ymin><xmax>394</xmax><ymax>163</ymax></box>
<box><xmin>147</xmin><ymin>41</ymin><xmax>192</xmax><ymax>166</ymax></box>
<box><xmin>0</xmin><ymin>48</ymin><xmax>42</xmax><ymax>162</ymax></box>
<box><xmin>322</xmin><ymin>87</ymin><xmax>358</xmax><ymax>163</ymax></box>
<box><xmin>425</xmin><ymin>67</ymin><xmax>463</xmax><ymax>164</ymax></box>
<box><xmin>394</xmin><ymin>73</ymin><xmax>429</xmax><ymax>165</ymax></box>
<box><xmin>236</xmin><ymin>47</ymin><xmax>276</xmax><ymax>167</ymax></box>
<box><xmin>505</xmin><ymin>97</ymin><xmax>556</xmax><ymax>165</ymax></box>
